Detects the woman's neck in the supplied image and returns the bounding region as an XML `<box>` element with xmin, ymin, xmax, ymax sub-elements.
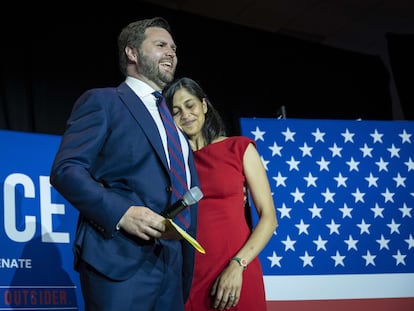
<box><xmin>189</xmin><ymin>135</ymin><xmax>227</xmax><ymax>151</ymax></box>
<box><xmin>189</xmin><ymin>134</ymin><xmax>206</xmax><ymax>151</ymax></box>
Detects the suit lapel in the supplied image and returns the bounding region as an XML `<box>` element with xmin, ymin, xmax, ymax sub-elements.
<box><xmin>117</xmin><ymin>83</ymin><xmax>169</xmax><ymax>172</ymax></box>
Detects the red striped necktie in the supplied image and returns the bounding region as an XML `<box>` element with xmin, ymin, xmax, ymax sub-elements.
<box><xmin>153</xmin><ymin>91</ymin><xmax>190</xmax><ymax>229</ymax></box>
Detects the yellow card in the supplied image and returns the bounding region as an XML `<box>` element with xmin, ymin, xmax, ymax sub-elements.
<box><xmin>166</xmin><ymin>219</ymin><xmax>206</xmax><ymax>254</ymax></box>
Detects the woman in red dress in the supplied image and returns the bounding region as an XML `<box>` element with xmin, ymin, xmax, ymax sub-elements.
<box><xmin>163</xmin><ymin>77</ymin><xmax>277</xmax><ymax>311</ymax></box>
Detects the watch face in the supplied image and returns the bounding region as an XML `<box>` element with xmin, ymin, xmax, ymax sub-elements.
<box><xmin>232</xmin><ymin>257</ymin><xmax>247</xmax><ymax>269</ymax></box>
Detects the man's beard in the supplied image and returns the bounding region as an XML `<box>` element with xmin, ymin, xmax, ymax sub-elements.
<box><xmin>138</xmin><ymin>51</ymin><xmax>175</xmax><ymax>87</ymax></box>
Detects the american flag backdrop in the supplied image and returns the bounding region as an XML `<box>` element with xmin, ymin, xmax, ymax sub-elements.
<box><xmin>240</xmin><ymin>118</ymin><xmax>414</xmax><ymax>311</ymax></box>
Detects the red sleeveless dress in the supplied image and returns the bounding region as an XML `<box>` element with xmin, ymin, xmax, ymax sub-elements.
<box><xmin>185</xmin><ymin>136</ymin><xmax>267</xmax><ymax>311</ymax></box>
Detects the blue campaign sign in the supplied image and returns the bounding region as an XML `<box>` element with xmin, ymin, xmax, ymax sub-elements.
<box><xmin>0</xmin><ymin>130</ymin><xmax>83</xmax><ymax>310</ymax></box>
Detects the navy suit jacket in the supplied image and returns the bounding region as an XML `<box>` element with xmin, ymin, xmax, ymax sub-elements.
<box><xmin>50</xmin><ymin>82</ymin><xmax>199</xmax><ymax>300</ymax></box>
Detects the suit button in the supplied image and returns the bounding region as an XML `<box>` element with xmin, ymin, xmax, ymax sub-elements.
<box><xmin>166</xmin><ymin>186</ymin><xmax>172</xmax><ymax>192</ymax></box>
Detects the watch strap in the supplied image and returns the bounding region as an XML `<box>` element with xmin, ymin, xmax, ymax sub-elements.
<box><xmin>231</xmin><ymin>256</ymin><xmax>247</xmax><ymax>270</ymax></box>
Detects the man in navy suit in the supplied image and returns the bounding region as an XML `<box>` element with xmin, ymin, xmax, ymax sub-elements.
<box><xmin>50</xmin><ymin>17</ymin><xmax>200</xmax><ymax>311</ymax></box>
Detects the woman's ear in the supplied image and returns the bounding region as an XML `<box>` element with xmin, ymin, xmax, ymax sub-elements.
<box><xmin>202</xmin><ymin>98</ymin><xmax>208</xmax><ymax>114</ymax></box>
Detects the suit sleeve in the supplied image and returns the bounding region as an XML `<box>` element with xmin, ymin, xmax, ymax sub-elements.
<box><xmin>50</xmin><ymin>89</ymin><xmax>134</xmax><ymax>238</ymax></box>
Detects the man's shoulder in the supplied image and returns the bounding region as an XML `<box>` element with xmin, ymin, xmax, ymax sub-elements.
<box><xmin>80</xmin><ymin>83</ymin><xmax>128</xmax><ymax>99</ymax></box>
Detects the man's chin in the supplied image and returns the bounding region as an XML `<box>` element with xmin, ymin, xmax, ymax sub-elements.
<box><xmin>161</xmin><ymin>74</ymin><xmax>175</xmax><ymax>85</ymax></box>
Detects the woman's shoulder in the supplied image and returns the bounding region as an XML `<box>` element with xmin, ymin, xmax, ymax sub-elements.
<box><xmin>224</xmin><ymin>136</ymin><xmax>255</xmax><ymax>146</ymax></box>
<box><xmin>211</xmin><ymin>136</ymin><xmax>228</xmax><ymax>144</ymax></box>
<box><xmin>213</xmin><ymin>136</ymin><xmax>255</xmax><ymax>154</ymax></box>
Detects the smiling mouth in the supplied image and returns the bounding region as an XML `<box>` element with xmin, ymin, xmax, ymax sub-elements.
<box><xmin>160</xmin><ymin>61</ymin><xmax>173</xmax><ymax>72</ymax></box>
<box><xmin>182</xmin><ymin>120</ymin><xmax>196</xmax><ymax>127</ymax></box>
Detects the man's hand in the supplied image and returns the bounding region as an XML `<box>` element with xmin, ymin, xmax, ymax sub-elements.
<box><xmin>117</xmin><ymin>206</ymin><xmax>166</xmax><ymax>240</ymax></box>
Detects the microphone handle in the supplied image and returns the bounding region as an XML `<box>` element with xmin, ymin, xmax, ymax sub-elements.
<box><xmin>161</xmin><ymin>199</ymin><xmax>188</xmax><ymax>219</ymax></box>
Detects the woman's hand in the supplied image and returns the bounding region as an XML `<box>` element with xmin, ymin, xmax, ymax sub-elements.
<box><xmin>210</xmin><ymin>261</ymin><xmax>243</xmax><ymax>310</ymax></box>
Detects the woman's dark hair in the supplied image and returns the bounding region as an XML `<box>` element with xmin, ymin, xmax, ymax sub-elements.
<box><xmin>163</xmin><ymin>77</ymin><xmax>227</xmax><ymax>144</ymax></box>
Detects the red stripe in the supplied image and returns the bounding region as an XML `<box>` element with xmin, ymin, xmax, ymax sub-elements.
<box><xmin>159</xmin><ymin>105</ymin><xmax>181</xmax><ymax>143</ymax></box>
<box><xmin>266</xmin><ymin>298</ymin><xmax>414</xmax><ymax>311</ymax></box>
<box><xmin>165</xmin><ymin>129</ymin><xmax>183</xmax><ymax>154</ymax></box>
<box><xmin>160</xmin><ymin>113</ymin><xmax>176</xmax><ymax>131</ymax></box>
<box><xmin>168</xmin><ymin>146</ymin><xmax>186</xmax><ymax>172</ymax></box>
<box><xmin>160</xmin><ymin>111</ymin><xmax>176</xmax><ymax>131</ymax></box>
<box><xmin>171</xmin><ymin>184</ymin><xmax>184</xmax><ymax>199</ymax></box>
<box><xmin>170</xmin><ymin>170</ymin><xmax>188</xmax><ymax>191</ymax></box>
<box><xmin>176</xmin><ymin>207</ymin><xmax>190</xmax><ymax>227</ymax></box>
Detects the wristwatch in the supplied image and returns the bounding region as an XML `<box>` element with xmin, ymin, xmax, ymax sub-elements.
<box><xmin>231</xmin><ymin>256</ymin><xmax>247</xmax><ymax>270</ymax></box>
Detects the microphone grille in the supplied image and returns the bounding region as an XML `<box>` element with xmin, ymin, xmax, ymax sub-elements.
<box><xmin>183</xmin><ymin>186</ymin><xmax>203</xmax><ymax>205</ymax></box>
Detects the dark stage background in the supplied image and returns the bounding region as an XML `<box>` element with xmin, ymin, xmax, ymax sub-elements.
<box><xmin>1</xmin><ymin>3</ymin><xmax>413</xmax><ymax>136</ymax></box>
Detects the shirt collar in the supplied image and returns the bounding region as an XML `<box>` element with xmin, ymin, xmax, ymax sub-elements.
<box><xmin>125</xmin><ymin>76</ymin><xmax>157</xmax><ymax>99</ymax></box>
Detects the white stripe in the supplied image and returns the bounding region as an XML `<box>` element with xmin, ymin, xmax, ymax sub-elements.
<box><xmin>264</xmin><ymin>273</ymin><xmax>414</xmax><ymax>300</ymax></box>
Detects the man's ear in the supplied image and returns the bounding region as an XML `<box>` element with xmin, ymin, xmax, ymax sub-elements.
<box><xmin>125</xmin><ymin>46</ymin><xmax>138</xmax><ymax>62</ymax></box>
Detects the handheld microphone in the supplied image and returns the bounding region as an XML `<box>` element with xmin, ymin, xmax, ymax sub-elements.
<box><xmin>161</xmin><ymin>186</ymin><xmax>203</xmax><ymax>219</ymax></box>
